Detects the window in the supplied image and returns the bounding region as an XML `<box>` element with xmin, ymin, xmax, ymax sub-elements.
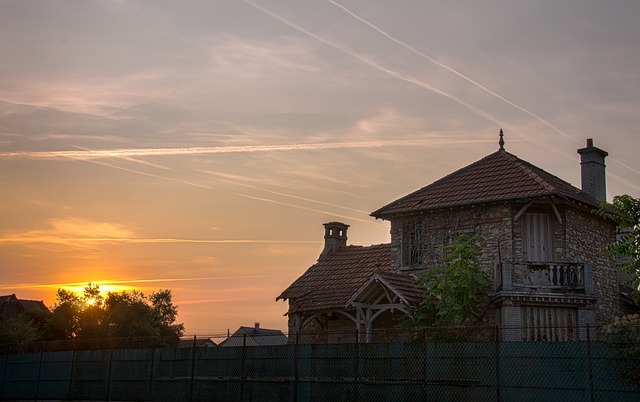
<box><xmin>522</xmin><ymin>212</ymin><xmax>553</xmax><ymax>262</ymax></box>
<box><xmin>402</xmin><ymin>222</ymin><xmax>426</xmax><ymax>268</ymax></box>
<box><xmin>522</xmin><ymin>306</ymin><xmax>576</xmax><ymax>341</ymax></box>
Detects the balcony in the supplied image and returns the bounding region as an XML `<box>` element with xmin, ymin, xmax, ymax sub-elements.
<box><xmin>498</xmin><ymin>261</ymin><xmax>594</xmax><ymax>295</ymax></box>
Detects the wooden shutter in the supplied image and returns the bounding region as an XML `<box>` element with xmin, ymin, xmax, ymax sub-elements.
<box><xmin>522</xmin><ymin>213</ymin><xmax>553</xmax><ymax>262</ymax></box>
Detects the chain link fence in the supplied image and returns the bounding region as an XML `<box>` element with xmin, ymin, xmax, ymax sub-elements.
<box><xmin>1</xmin><ymin>326</ymin><xmax>639</xmax><ymax>401</ymax></box>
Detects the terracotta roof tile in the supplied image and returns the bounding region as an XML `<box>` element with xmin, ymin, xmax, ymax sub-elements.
<box><xmin>371</xmin><ymin>150</ymin><xmax>597</xmax><ymax>218</ymax></box>
<box><xmin>278</xmin><ymin>244</ymin><xmax>420</xmax><ymax>313</ymax></box>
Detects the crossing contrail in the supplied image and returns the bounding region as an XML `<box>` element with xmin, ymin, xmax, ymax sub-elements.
<box><xmin>243</xmin><ymin>0</ymin><xmax>505</xmax><ymax>128</ymax></box>
<box><xmin>326</xmin><ymin>0</ymin><xmax>581</xmax><ymax>145</ymax></box>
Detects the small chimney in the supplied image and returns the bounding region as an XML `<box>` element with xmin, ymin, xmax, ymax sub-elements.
<box><xmin>254</xmin><ymin>322</ymin><xmax>260</xmax><ymax>330</ymax></box>
<box><xmin>319</xmin><ymin>222</ymin><xmax>349</xmax><ymax>259</ymax></box>
<box><xmin>577</xmin><ymin>138</ymin><xmax>608</xmax><ymax>203</ymax></box>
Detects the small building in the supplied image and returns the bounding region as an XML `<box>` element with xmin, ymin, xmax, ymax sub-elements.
<box><xmin>0</xmin><ymin>294</ymin><xmax>50</xmax><ymax>321</ymax></box>
<box><xmin>218</xmin><ymin>323</ymin><xmax>287</xmax><ymax>347</ymax></box>
<box><xmin>178</xmin><ymin>337</ymin><xmax>217</xmax><ymax>348</ymax></box>
<box><xmin>278</xmin><ymin>132</ymin><xmax>629</xmax><ymax>342</ymax></box>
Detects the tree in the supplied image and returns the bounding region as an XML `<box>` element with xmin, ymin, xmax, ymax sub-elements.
<box><xmin>415</xmin><ymin>233</ymin><xmax>491</xmax><ymax>326</ymax></box>
<box><xmin>46</xmin><ymin>283</ymin><xmax>184</xmax><ymax>346</ymax></box>
<box><xmin>597</xmin><ymin>194</ymin><xmax>640</xmax><ymax>294</ymax></box>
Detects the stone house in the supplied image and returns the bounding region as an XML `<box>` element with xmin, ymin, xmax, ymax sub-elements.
<box><xmin>278</xmin><ymin>133</ymin><xmax>627</xmax><ymax>342</ymax></box>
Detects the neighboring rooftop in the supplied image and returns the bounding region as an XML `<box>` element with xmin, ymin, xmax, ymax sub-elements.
<box><xmin>218</xmin><ymin>323</ymin><xmax>288</xmax><ymax>347</ymax></box>
<box><xmin>0</xmin><ymin>294</ymin><xmax>50</xmax><ymax>320</ymax></box>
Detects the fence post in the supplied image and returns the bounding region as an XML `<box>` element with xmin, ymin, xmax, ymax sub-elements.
<box><xmin>495</xmin><ymin>326</ymin><xmax>501</xmax><ymax>402</ymax></box>
<box><xmin>0</xmin><ymin>346</ymin><xmax>7</xmax><ymax>399</ymax></box>
<box><xmin>190</xmin><ymin>335</ymin><xmax>197</xmax><ymax>402</ymax></box>
<box><xmin>147</xmin><ymin>348</ymin><xmax>155</xmax><ymax>401</ymax></box>
<box><xmin>67</xmin><ymin>350</ymin><xmax>75</xmax><ymax>400</ymax></box>
<box><xmin>106</xmin><ymin>349</ymin><xmax>114</xmax><ymax>402</ymax></box>
<box><xmin>294</xmin><ymin>332</ymin><xmax>300</xmax><ymax>402</ymax></box>
<box><xmin>353</xmin><ymin>330</ymin><xmax>359</xmax><ymax>402</ymax></box>
<box><xmin>35</xmin><ymin>351</ymin><xmax>43</xmax><ymax>401</ymax></box>
<box><xmin>587</xmin><ymin>324</ymin><xmax>594</xmax><ymax>402</ymax></box>
<box><xmin>240</xmin><ymin>333</ymin><xmax>247</xmax><ymax>401</ymax></box>
<box><xmin>422</xmin><ymin>329</ymin><xmax>428</xmax><ymax>402</ymax></box>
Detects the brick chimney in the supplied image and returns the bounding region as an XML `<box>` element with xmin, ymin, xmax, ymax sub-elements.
<box><xmin>577</xmin><ymin>138</ymin><xmax>608</xmax><ymax>203</ymax></box>
<box><xmin>319</xmin><ymin>222</ymin><xmax>349</xmax><ymax>259</ymax></box>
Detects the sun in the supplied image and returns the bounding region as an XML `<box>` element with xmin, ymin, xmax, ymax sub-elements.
<box><xmin>63</xmin><ymin>281</ymin><xmax>136</xmax><ymax>302</ymax></box>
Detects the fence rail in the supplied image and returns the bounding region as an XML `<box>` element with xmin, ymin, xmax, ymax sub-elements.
<box><xmin>1</xmin><ymin>327</ymin><xmax>639</xmax><ymax>401</ymax></box>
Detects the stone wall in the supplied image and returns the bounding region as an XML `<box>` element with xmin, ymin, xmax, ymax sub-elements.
<box><xmin>388</xmin><ymin>200</ymin><xmax>621</xmax><ymax>327</ymax></box>
<box><xmin>564</xmin><ymin>206</ymin><xmax>620</xmax><ymax>324</ymax></box>
<box><xmin>389</xmin><ymin>202</ymin><xmax>514</xmax><ymax>287</ymax></box>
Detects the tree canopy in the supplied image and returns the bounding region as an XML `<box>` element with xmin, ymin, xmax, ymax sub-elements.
<box><xmin>597</xmin><ymin>194</ymin><xmax>640</xmax><ymax>294</ymax></box>
<box><xmin>415</xmin><ymin>233</ymin><xmax>491</xmax><ymax>326</ymax></box>
<box><xmin>43</xmin><ymin>283</ymin><xmax>184</xmax><ymax>347</ymax></box>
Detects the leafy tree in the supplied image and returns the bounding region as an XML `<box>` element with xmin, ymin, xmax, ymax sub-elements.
<box><xmin>45</xmin><ymin>283</ymin><xmax>184</xmax><ymax>346</ymax></box>
<box><xmin>0</xmin><ymin>315</ymin><xmax>39</xmax><ymax>346</ymax></box>
<box><xmin>416</xmin><ymin>233</ymin><xmax>491</xmax><ymax>326</ymax></box>
<box><xmin>44</xmin><ymin>288</ymin><xmax>83</xmax><ymax>340</ymax></box>
<box><xmin>597</xmin><ymin>194</ymin><xmax>640</xmax><ymax>294</ymax></box>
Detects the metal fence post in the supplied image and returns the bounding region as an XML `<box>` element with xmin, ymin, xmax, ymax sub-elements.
<box><xmin>240</xmin><ymin>333</ymin><xmax>247</xmax><ymax>401</ymax></box>
<box><xmin>190</xmin><ymin>335</ymin><xmax>196</xmax><ymax>402</ymax></box>
<box><xmin>67</xmin><ymin>350</ymin><xmax>75</xmax><ymax>400</ymax></box>
<box><xmin>294</xmin><ymin>332</ymin><xmax>300</xmax><ymax>402</ymax></box>
<box><xmin>147</xmin><ymin>348</ymin><xmax>155</xmax><ymax>401</ymax></box>
<box><xmin>495</xmin><ymin>326</ymin><xmax>501</xmax><ymax>402</ymax></box>
<box><xmin>587</xmin><ymin>324</ymin><xmax>594</xmax><ymax>402</ymax></box>
<box><xmin>35</xmin><ymin>351</ymin><xmax>43</xmax><ymax>401</ymax></box>
<box><xmin>422</xmin><ymin>330</ymin><xmax>428</xmax><ymax>402</ymax></box>
<box><xmin>353</xmin><ymin>330</ymin><xmax>359</xmax><ymax>402</ymax></box>
<box><xmin>106</xmin><ymin>349</ymin><xmax>114</xmax><ymax>402</ymax></box>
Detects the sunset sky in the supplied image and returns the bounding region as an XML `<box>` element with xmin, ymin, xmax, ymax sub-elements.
<box><xmin>1</xmin><ymin>1</ymin><xmax>639</xmax><ymax>334</ymax></box>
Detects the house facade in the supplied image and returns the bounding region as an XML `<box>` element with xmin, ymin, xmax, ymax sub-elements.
<box><xmin>278</xmin><ymin>133</ymin><xmax>625</xmax><ymax>342</ymax></box>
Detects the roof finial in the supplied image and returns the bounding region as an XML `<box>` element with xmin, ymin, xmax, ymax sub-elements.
<box><xmin>499</xmin><ymin>128</ymin><xmax>505</xmax><ymax>151</ymax></box>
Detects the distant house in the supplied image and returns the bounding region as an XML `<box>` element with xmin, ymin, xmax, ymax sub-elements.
<box><xmin>178</xmin><ymin>337</ymin><xmax>217</xmax><ymax>348</ymax></box>
<box><xmin>218</xmin><ymin>323</ymin><xmax>287</xmax><ymax>347</ymax></box>
<box><xmin>278</xmin><ymin>132</ymin><xmax>630</xmax><ymax>342</ymax></box>
<box><xmin>0</xmin><ymin>294</ymin><xmax>50</xmax><ymax>321</ymax></box>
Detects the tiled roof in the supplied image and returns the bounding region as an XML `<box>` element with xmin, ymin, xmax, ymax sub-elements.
<box><xmin>371</xmin><ymin>149</ymin><xmax>598</xmax><ymax>219</ymax></box>
<box><xmin>374</xmin><ymin>271</ymin><xmax>427</xmax><ymax>305</ymax></box>
<box><xmin>219</xmin><ymin>326</ymin><xmax>287</xmax><ymax>347</ymax></box>
<box><xmin>278</xmin><ymin>244</ymin><xmax>423</xmax><ymax>313</ymax></box>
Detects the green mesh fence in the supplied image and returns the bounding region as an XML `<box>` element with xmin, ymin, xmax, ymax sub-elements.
<box><xmin>1</xmin><ymin>330</ymin><xmax>639</xmax><ymax>401</ymax></box>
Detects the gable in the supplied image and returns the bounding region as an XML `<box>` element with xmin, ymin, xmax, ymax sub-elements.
<box><xmin>277</xmin><ymin>244</ymin><xmax>393</xmax><ymax>313</ymax></box>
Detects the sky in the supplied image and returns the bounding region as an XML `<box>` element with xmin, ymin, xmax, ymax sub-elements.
<box><xmin>1</xmin><ymin>0</ymin><xmax>639</xmax><ymax>334</ymax></box>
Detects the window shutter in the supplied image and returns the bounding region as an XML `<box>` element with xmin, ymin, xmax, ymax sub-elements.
<box><xmin>522</xmin><ymin>213</ymin><xmax>553</xmax><ymax>262</ymax></box>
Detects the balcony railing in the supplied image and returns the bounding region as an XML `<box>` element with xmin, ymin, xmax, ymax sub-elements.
<box><xmin>499</xmin><ymin>262</ymin><xmax>593</xmax><ymax>294</ymax></box>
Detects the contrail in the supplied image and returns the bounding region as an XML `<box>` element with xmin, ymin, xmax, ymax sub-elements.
<box><xmin>0</xmin><ymin>138</ymin><xmax>475</xmax><ymax>160</ymax></box>
<box><xmin>0</xmin><ymin>237</ymin><xmax>319</xmax><ymax>245</ymax></box>
<box><xmin>327</xmin><ymin>0</ymin><xmax>581</xmax><ymax>145</ymax></box>
<box><xmin>64</xmin><ymin>156</ymin><xmax>380</xmax><ymax>225</ymax></box>
<box><xmin>200</xmin><ymin>169</ymin><xmax>372</xmax><ymax>216</ymax></box>
<box><xmin>244</xmin><ymin>0</ymin><xmax>506</xmax><ymax>129</ymax></box>
<box><xmin>0</xmin><ymin>276</ymin><xmax>274</xmax><ymax>290</ymax></box>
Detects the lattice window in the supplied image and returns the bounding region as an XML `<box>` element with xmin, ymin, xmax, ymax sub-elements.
<box><xmin>402</xmin><ymin>221</ymin><xmax>428</xmax><ymax>268</ymax></box>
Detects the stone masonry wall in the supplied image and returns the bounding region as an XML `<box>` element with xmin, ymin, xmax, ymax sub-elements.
<box><xmin>564</xmin><ymin>206</ymin><xmax>620</xmax><ymax>324</ymax></box>
<box><xmin>389</xmin><ymin>202</ymin><xmax>514</xmax><ymax>287</ymax></box>
<box><xmin>388</xmin><ymin>201</ymin><xmax>621</xmax><ymax>327</ymax></box>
